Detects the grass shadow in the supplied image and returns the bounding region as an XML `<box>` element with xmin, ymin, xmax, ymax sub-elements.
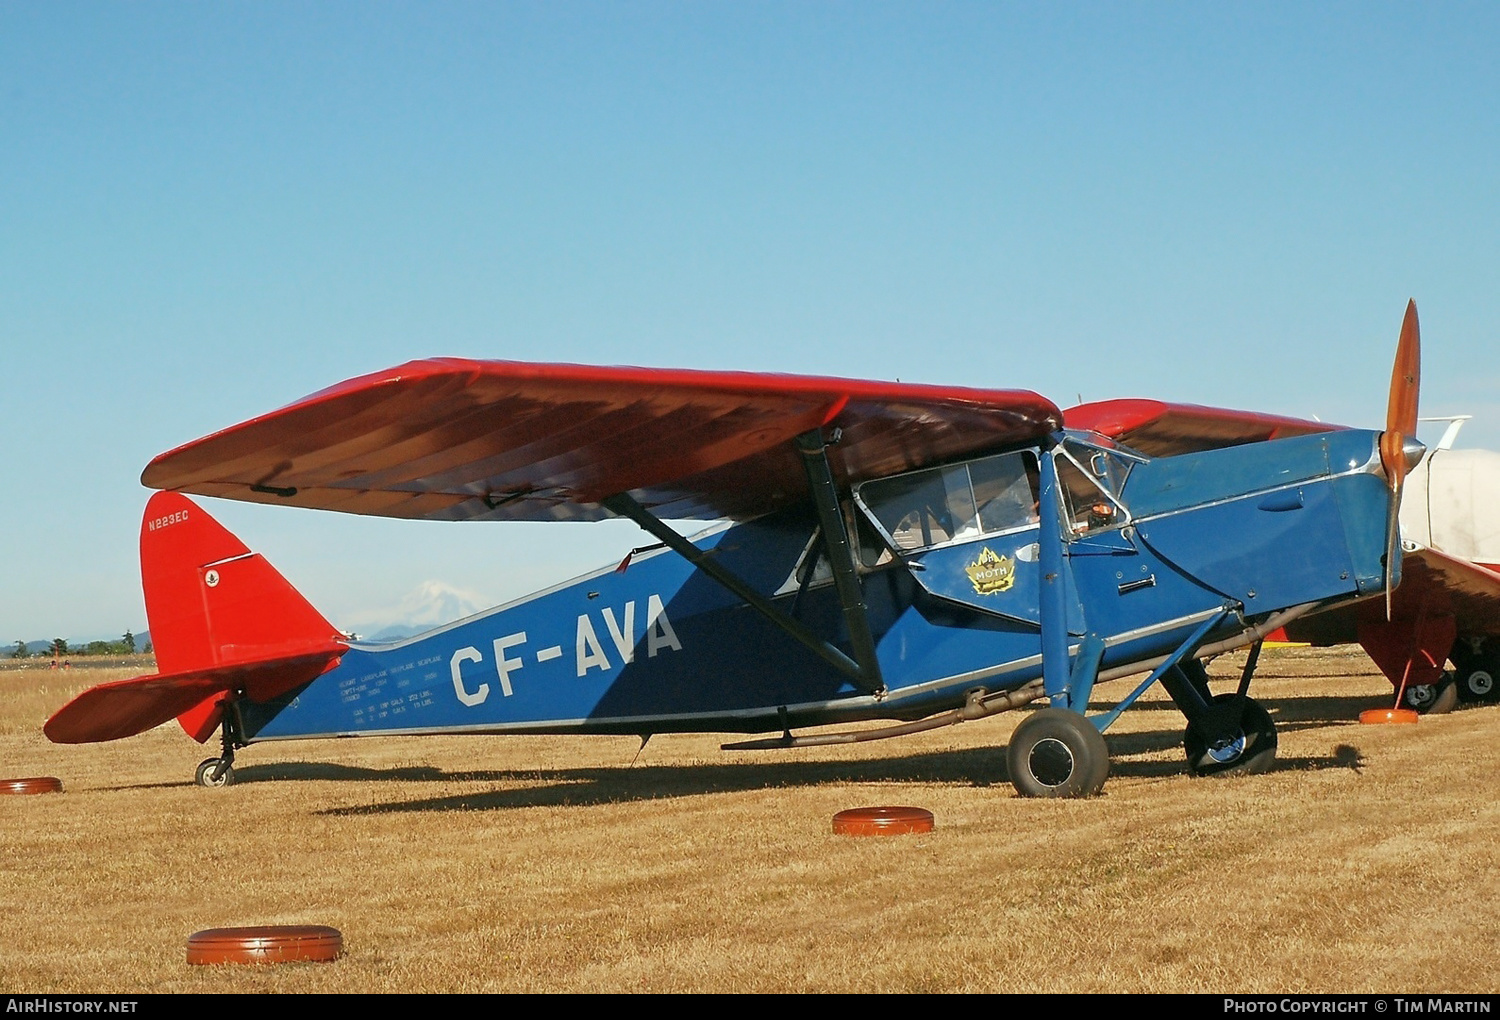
<box><xmin>314</xmin><ymin>735</ymin><xmax>1368</xmax><ymax>815</ymax></box>
<box><xmin>105</xmin><ymin>689</ymin><xmax>1396</xmax><ymax>800</ymax></box>
<box><xmin>317</xmin><ymin>746</ymin><xmax>1017</xmax><ymax>815</ymax></box>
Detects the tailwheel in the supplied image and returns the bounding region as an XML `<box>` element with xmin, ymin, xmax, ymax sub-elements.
<box><xmin>1007</xmin><ymin>707</ymin><xmax>1110</xmax><ymax>798</ymax></box>
<box><xmin>195</xmin><ymin>758</ymin><xmax>235</xmax><ymax>788</ymax></box>
<box><xmin>1184</xmin><ymin>693</ymin><xmax>1277</xmax><ymax>777</ymax></box>
<box><xmin>195</xmin><ymin>710</ymin><xmax>241</xmax><ymax>787</ymax></box>
<box><xmin>1402</xmin><ymin>675</ymin><xmax>1459</xmax><ymax>715</ymax></box>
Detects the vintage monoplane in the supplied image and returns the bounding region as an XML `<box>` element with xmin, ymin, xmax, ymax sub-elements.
<box><xmin>46</xmin><ymin>304</ymin><xmax>1429</xmax><ymax>797</ymax></box>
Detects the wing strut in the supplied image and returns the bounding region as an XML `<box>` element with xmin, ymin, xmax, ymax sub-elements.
<box><xmin>601</xmin><ymin>432</ymin><xmax>886</xmax><ymax>697</ymax></box>
<box><xmin>794</xmin><ymin>429</ymin><xmax>885</xmax><ymax>695</ymax></box>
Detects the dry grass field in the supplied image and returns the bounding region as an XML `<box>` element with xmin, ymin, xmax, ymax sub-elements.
<box><xmin>2</xmin><ymin>646</ymin><xmax>1498</xmax><ymax>993</ymax></box>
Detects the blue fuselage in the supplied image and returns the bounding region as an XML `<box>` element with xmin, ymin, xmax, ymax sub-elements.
<box><xmin>239</xmin><ymin>428</ymin><xmax>1392</xmax><ymax>743</ymax></box>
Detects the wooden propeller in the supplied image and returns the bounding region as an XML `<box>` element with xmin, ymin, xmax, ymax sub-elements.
<box><xmin>1379</xmin><ymin>299</ymin><xmax>1422</xmax><ymax>619</ymax></box>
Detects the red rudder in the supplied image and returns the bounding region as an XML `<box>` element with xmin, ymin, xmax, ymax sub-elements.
<box><xmin>44</xmin><ymin>493</ymin><xmax>347</xmax><ymax>745</ymax></box>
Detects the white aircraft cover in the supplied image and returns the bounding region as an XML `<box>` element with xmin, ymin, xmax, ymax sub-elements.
<box><xmin>1401</xmin><ymin>448</ymin><xmax>1500</xmax><ymax>567</ymax></box>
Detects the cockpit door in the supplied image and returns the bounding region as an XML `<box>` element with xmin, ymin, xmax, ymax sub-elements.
<box><xmin>855</xmin><ymin>450</ymin><xmax>1048</xmax><ymax>626</ymax></box>
<box><xmin>854</xmin><ymin>440</ymin><xmax>1152</xmax><ymax>629</ymax></box>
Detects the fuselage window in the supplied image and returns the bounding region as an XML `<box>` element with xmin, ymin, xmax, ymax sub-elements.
<box><xmin>856</xmin><ymin>451</ymin><xmax>1040</xmax><ymax>555</ymax></box>
<box><xmin>971</xmin><ymin>453</ymin><xmax>1041</xmax><ymax>534</ymax></box>
<box><xmin>773</xmin><ymin>527</ymin><xmax>836</xmax><ymax>597</ymax></box>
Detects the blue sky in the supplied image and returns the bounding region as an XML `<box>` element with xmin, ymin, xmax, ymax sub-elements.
<box><xmin>3</xmin><ymin>2</ymin><xmax>1498</xmax><ymax>642</ymax></box>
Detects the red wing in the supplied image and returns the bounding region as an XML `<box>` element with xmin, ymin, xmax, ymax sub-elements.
<box><xmin>143</xmin><ymin>360</ymin><xmax>1062</xmax><ymax>521</ymax></box>
<box><xmin>1284</xmin><ymin>548</ymin><xmax>1500</xmax><ymax>646</ymax></box>
<box><xmin>1065</xmin><ymin>399</ymin><xmax>1338</xmax><ymax>457</ymax></box>
<box><xmin>1385</xmin><ymin>548</ymin><xmax>1500</xmax><ymax>638</ymax></box>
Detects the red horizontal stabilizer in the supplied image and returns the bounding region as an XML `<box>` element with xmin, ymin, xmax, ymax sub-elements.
<box><xmin>46</xmin><ymin>492</ymin><xmax>350</xmax><ymax>745</ymax></box>
<box><xmin>1065</xmin><ymin>399</ymin><xmax>1337</xmax><ymax>457</ymax></box>
<box><xmin>141</xmin><ymin>360</ymin><xmax>1062</xmax><ymax>522</ymax></box>
<box><xmin>44</xmin><ymin>644</ymin><xmax>345</xmax><ymax>744</ymax></box>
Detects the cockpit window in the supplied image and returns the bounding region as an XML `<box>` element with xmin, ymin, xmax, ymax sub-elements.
<box><xmin>1062</xmin><ymin>437</ymin><xmax>1134</xmax><ymax>497</ymax></box>
<box><xmin>1056</xmin><ymin>440</ymin><xmax>1132</xmax><ymax>535</ymax></box>
<box><xmin>856</xmin><ymin>451</ymin><xmax>1040</xmax><ymax>555</ymax></box>
<box><xmin>971</xmin><ymin>454</ymin><xmax>1040</xmax><ymax>533</ymax></box>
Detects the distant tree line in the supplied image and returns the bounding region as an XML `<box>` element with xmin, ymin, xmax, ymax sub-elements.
<box><xmin>9</xmin><ymin>632</ymin><xmax>151</xmax><ymax>659</ymax></box>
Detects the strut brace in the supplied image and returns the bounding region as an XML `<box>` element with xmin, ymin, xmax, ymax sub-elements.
<box><xmin>722</xmin><ymin>681</ymin><xmax>1045</xmax><ymax>750</ymax></box>
<box><xmin>600</xmin><ymin>428</ymin><xmax>885</xmax><ymax>697</ymax></box>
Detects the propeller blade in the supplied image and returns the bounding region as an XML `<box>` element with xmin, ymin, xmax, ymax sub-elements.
<box><xmin>1378</xmin><ymin>300</ymin><xmax>1422</xmax><ymax>619</ymax></box>
<box><xmin>1387</xmin><ymin>299</ymin><xmax>1421</xmax><ymax>439</ymax></box>
<box><xmin>1384</xmin><ymin>473</ymin><xmax>1403</xmax><ymax>621</ymax></box>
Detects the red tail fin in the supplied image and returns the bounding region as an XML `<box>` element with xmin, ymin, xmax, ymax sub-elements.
<box><xmin>45</xmin><ymin>493</ymin><xmax>347</xmax><ymax>744</ymax></box>
<box><xmin>141</xmin><ymin>491</ymin><xmax>341</xmax><ymax>675</ymax></box>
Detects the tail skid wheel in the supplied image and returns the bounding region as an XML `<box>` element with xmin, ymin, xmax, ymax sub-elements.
<box><xmin>1403</xmin><ymin>676</ymin><xmax>1459</xmax><ymax>715</ymax></box>
<box><xmin>1006</xmin><ymin>708</ymin><xmax>1110</xmax><ymax>798</ymax></box>
<box><xmin>1184</xmin><ymin>694</ymin><xmax>1277</xmax><ymax>777</ymax></box>
<box><xmin>196</xmin><ymin>758</ymin><xmax>235</xmax><ymax>788</ymax></box>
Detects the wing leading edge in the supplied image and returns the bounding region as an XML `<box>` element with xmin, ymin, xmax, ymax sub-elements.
<box><xmin>1065</xmin><ymin>398</ymin><xmax>1338</xmax><ymax>457</ymax></box>
<box><xmin>143</xmin><ymin>360</ymin><xmax>1062</xmax><ymax>521</ymax></box>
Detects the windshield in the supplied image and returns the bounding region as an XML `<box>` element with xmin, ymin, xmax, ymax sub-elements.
<box><xmin>1055</xmin><ymin>439</ymin><xmax>1133</xmax><ymax>535</ymax></box>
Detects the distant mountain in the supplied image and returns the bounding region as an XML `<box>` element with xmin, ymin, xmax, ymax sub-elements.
<box><xmin>363</xmin><ymin>624</ymin><xmax>425</xmax><ymax>643</ymax></box>
<box><xmin>344</xmin><ymin>581</ymin><xmax>490</xmax><ymax>643</ymax></box>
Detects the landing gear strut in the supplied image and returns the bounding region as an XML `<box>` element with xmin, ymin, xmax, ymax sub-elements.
<box><xmin>194</xmin><ymin>702</ymin><xmax>243</xmax><ymax>788</ymax></box>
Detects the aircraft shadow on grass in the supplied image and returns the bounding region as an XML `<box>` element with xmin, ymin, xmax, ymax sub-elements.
<box><xmin>303</xmin><ymin>742</ymin><xmax>1368</xmax><ymax>816</ymax></box>
<box><xmin>276</xmin><ymin>691</ymin><xmax>1374</xmax><ymax>815</ymax></box>
<box><xmin>97</xmin><ymin>691</ymin><xmax>1396</xmax><ymax>801</ymax></box>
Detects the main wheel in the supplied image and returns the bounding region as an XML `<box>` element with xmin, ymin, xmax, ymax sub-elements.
<box><xmin>1006</xmin><ymin>708</ymin><xmax>1110</xmax><ymax>798</ymax></box>
<box><xmin>1184</xmin><ymin>694</ymin><xmax>1277</xmax><ymax>777</ymax></box>
<box><xmin>195</xmin><ymin>758</ymin><xmax>235</xmax><ymax>788</ymax></box>
<box><xmin>1403</xmin><ymin>675</ymin><xmax>1459</xmax><ymax>715</ymax></box>
<box><xmin>1453</xmin><ymin>653</ymin><xmax>1499</xmax><ymax>703</ymax></box>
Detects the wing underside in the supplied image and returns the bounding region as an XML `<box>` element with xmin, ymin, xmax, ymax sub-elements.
<box><xmin>1284</xmin><ymin>547</ymin><xmax>1500</xmax><ymax>645</ymax></box>
<box><xmin>143</xmin><ymin>360</ymin><xmax>1063</xmax><ymax>521</ymax></box>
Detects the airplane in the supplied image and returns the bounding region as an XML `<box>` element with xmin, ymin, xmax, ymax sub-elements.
<box><xmin>44</xmin><ymin>303</ymin><xmax>1428</xmax><ymax>798</ymax></box>
<box><xmin>1381</xmin><ymin>421</ymin><xmax>1500</xmax><ymax>706</ymax></box>
<box><xmin>1065</xmin><ymin>402</ymin><xmax>1500</xmax><ymax>718</ymax></box>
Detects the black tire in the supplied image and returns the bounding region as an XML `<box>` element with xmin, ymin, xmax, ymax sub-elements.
<box><xmin>1007</xmin><ymin>708</ymin><xmax>1110</xmax><ymax>798</ymax></box>
<box><xmin>1184</xmin><ymin>694</ymin><xmax>1276</xmax><ymax>777</ymax></box>
<box><xmin>1453</xmin><ymin>655</ymin><xmax>1499</xmax><ymax>703</ymax></box>
<box><xmin>1403</xmin><ymin>675</ymin><xmax>1459</xmax><ymax>715</ymax></box>
<box><xmin>195</xmin><ymin>758</ymin><xmax>235</xmax><ymax>788</ymax></box>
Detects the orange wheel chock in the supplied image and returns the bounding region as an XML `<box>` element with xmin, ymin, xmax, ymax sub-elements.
<box><xmin>1359</xmin><ymin>708</ymin><xmax>1420</xmax><ymax>725</ymax></box>
<box><xmin>186</xmin><ymin>925</ymin><xmax>343</xmax><ymax>965</ymax></box>
<box><xmin>832</xmin><ymin>806</ymin><xmax>935</xmax><ymax>836</ymax></box>
<box><xmin>0</xmin><ymin>777</ymin><xmax>63</xmax><ymax>795</ymax></box>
